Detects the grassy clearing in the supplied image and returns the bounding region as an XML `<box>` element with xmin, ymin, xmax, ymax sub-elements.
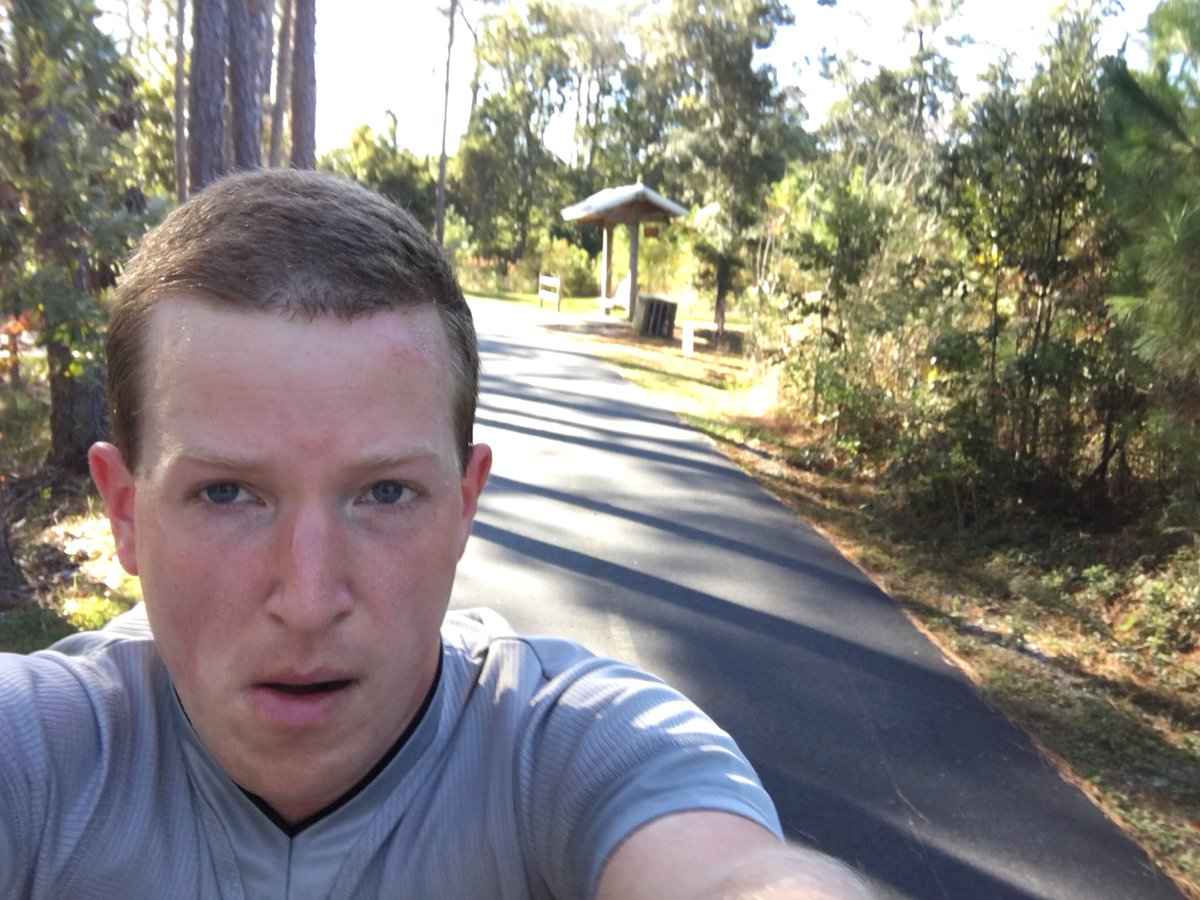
<box><xmin>464</xmin><ymin>285</ymin><xmax>602</xmax><ymax>316</ymax></box>
<box><xmin>557</xmin><ymin>314</ymin><xmax>1200</xmax><ymax>898</ymax></box>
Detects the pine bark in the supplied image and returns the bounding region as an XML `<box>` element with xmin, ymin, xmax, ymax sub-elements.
<box><xmin>268</xmin><ymin>0</ymin><xmax>294</xmax><ymax>167</ymax></box>
<box><xmin>47</xmin><ymin>342</ymin><xmax>107</xmax><ymax>475</ymax></box>
<box><xmin>174</xmin><ymin>0</ymin><xmax>188</xmax><ymax>201</ymax></box>
<box><xmin>189</xmin><ymin>0</ymin><xmax>229</xmax><ymax>191</ymax></box>
<box><xmin>228</xmin><ymin>0</ymin><xmax>262</xmax><ymax>168</ymax></box>
<box><xmin>435</xmin><ymin>0</ymin><xmax>458</xmax><ymax>245</ymax></box>
<box><xmin>289</xmin><ymin>0</ymin><xmax>316</xmax><ymax>169</ymax></box>
<box><xmin>0</xmin><ymin>481</ymin><xmax>28</xmax><ymax>609</ymax></box>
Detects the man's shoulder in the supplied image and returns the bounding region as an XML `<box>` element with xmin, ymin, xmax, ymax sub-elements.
<box><xmin>1</xmin><ymin>603</ymin><xmax>163</xmax><ymax>727</ymax></box>
<box><xmin>442</xmin><ymin>607</ymin><xmax>637</xmax><ymax>684</ymax></box>
<box><xmin>1</xmin><ymin>604</ymin><xmax>167</xmax><ymax>804</ymax></box>
<box><xmin>434</xmin><ymin>609</ymin><xmax>781</xmax><ymax>898</ymax></box>
<box><xmin>46</xmin><ymin>602</ymin><xmax>155</xmax><ymax>656</ymax></box>
<box><xmin>439</xmin><ymin>608</ymin><xmax>690</xmax><ymax>741</ymax></box>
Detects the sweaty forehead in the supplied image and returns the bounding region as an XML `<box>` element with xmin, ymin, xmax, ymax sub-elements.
<box><xmin>142</xmin><ymin>297</ymin><xmax>450</xmax><ymax>370</ymax></box>
<box><xmin>134</xmin><ymin>299</ymin><xmax>457</xmax><ymax>456</ymax></box>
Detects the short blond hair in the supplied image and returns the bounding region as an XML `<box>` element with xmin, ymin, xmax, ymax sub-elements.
<box><xmin>106</xmin><ymin>168</ymin><xmax>478</xmax><ymax>472</ymax></box>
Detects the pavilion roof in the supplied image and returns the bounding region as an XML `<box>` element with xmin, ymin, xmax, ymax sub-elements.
<box><xmin>561</xmin><ymin>183</ymin><xmax>688</xmax><ymax>225</ymax></box>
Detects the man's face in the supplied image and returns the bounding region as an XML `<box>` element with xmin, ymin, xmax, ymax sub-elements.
<box><xmin>90</xmin><ymin>299</ymin><xmax>491</xmax><ymax>822</ymax></box>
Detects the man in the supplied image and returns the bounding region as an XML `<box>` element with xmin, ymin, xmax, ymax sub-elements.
<box><xmin>0</xmin><ymin>169</ymin><xmax>869</xmax><ymax>899</ymax></box>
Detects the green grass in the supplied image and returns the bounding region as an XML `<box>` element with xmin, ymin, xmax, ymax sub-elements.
<box><xmin>464</xmin><ymin>286</ymin><xmax>608</xmax><ymax>316</ymax></box>
<box><xmin>0</xmin><ymin>603</ymin><xmax>79</xmax><ymax>654</ymax></box>
<box><xmin>0</xmin><ymin>541</ymin><xmax>142</xmax><ymax>652</ymax></box>
<box><xmin>463</xmin><ymin>287</ymin><xmax>756</xmax><ymax>324</ymax></box>
<box><xmin>463</xmin><ymin>286</ymin><xmax>540</xmax><ymax>305</ymax></box>
<box><xmin>1</xmin><ymin>362</ymin><xmax>142</xmax><ymax>651</ymax></box>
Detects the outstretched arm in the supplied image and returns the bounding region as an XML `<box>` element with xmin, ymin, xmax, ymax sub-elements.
<box><xmin>596</xmin><ymin>811</ymin><xmax>871</xmax><ymax>900</ymax></box>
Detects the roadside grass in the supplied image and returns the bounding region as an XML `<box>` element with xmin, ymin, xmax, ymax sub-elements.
<box><xmin>464</xmin><ymin>286</ymin><xmax>600</xmax><ymax>316</ymax></box>
<box><xmin>464</xmin><ymin>287</ymin><xmax>756</xmax><ymax>327</ymax></box>
<box><xmin>559</xmin><ymin>315</ymin><xmax>1200</xmax><ymax>898</ymax></box>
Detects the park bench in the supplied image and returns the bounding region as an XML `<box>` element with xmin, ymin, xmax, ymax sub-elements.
<box><xmin>538</xmin><ymin>273</ymin><xmax>562</xmax><ymax>311</ymax></box>
<box><xmin>598</xmin><ymin>272</ymin><xmax>631</xmax><ymax>316</ymax></box>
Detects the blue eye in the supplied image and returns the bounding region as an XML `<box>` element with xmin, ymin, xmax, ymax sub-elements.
<box><xmin>203</xmin><ymin>483</ymin><xmax>243</xmax><ymax>504</ymax></box>
<box><xmin>369</xmin><ymin>481</ymin><xmax>407</xmax><ymax>504</ymax></box>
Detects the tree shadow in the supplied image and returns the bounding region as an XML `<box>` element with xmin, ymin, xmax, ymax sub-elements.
<box><xmin>464</xmin><ymin>519</ymin><xmax>1186</xmax><ymax>900</ymax></box>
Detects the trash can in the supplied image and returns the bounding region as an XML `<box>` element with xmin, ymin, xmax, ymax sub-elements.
<box><xmin>633</xmin><ymin>295</ymin><xmax>678</xmax><ymax>338</ymax></box>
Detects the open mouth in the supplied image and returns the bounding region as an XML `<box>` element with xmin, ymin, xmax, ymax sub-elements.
<box><xmin>263</xmin><ymin>680</ymin><xmax>353</xmax><ymax>696</ymax></box>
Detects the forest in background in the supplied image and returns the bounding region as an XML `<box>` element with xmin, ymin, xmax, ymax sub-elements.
<box><xmin>0</xmin><ymin>0</ymin><xmax>1198</xmax><ymax>887</ymax></box>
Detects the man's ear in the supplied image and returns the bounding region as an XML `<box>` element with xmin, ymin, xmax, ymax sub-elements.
<box><xmin>88</xmin><ymin>442</ymin><xmax>139</xmax><ymax>576</ymax></box>
<box><xmin>457</xmin><ymin>442</ymin><xmax>492</xmax><ymax>556</ymax></box>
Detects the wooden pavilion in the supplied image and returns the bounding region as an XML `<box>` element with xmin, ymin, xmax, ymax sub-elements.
<box><xmin>560</xmin><ymin>183</ymin><xmax>687</xmax><ymax>319</ymax></box>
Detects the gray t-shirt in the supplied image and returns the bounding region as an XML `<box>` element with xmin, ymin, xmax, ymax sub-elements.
<box><xmin>0</xmin><ymin>606</ymin><xmax>780</xmax><ymax>899</ymax></box>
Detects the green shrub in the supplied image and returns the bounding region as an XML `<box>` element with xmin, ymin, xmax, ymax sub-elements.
<box><xmin>457</xmin><ymin>258</ymin><xmax>521</xmax><ymax>296</ymax></box>
<box><xmin>1131</xmin><ymin>542</ymin><xmax>1200</xmax><ymax>654</ymax></box>
<box><xmin>528</xmin><ymin>237</ymin><xmax>598</xmax><ymax>298</ymax></box>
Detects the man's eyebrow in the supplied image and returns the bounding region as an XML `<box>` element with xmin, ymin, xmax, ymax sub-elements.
<box><xmin>165</xmin><ymin>447</ymin><xmax>444</xmax><ymax>471</ymax></box>
<box><xmin>164</xmin><ymin>448</ymin><xmax>272</xmax><ymax>471</ymax></box>
<box><xmin>349</xmin><ymin>448</ymin><xmax>444</xmax><ymax>470</ymax></box>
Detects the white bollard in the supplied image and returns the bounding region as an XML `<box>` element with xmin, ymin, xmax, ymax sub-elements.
<box><xmin>682</xmin><ymin>322</ymin><xmax>696</xmax><ymax>357</ymax></box>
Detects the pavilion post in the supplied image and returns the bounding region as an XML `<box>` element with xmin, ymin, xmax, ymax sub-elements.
<box><xmin>627</xmin><ymin>221</ymin><xmax>640</xmax><ymax>321</ymax></box>
<box><xmin>602</xmin><ymin>223</ymin><xmax>614</xmax><ymax>301</ymax></box>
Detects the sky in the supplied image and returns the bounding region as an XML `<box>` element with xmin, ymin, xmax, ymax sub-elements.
<box><xmin>313</xmin><ymin>0</ymin><xmax>1162</xmax><ymax>159</ymax></box>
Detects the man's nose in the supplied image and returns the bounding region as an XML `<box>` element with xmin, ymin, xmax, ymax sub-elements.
<box><xmin>265</xmin><ymin>502</ymin><xmax>354</xmax><ymax>632</ymax></box>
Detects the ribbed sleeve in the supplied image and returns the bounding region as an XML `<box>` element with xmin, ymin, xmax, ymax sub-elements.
<box><xmin>511</xmin><ymin>641</ymin><xmax>782</xmax><ymax>898</ymax></box>
<box><xmin>0</xmin><ymin>633</ymin><xmax>215</xmax><ymax>899</ymax></box>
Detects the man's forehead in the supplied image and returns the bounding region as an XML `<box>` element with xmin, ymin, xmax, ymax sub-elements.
<box><xmin>133</xmin><ymin>299</ymin><xmax>461</xmax><ymax>472</ymax></box>
<box><xmin>141</xmin><ymin>297</ymin><xmax>450</xmax><ymax>359</ymax></box>
<box><xmin>136</xmin><ymin>297</ymin><xmax>456</xmax><ymax>413</ymax></box>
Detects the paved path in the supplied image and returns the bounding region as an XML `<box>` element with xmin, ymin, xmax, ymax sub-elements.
<box><xmin>452</xmin><ymin>300</ymin><xmax>1183</xmax><ymax>900</ymax></box>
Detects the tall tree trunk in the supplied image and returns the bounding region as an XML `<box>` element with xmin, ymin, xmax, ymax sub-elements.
<box><xmin>435</xmin><ymin>0</ymin><xmax>458</xmax><ymax>246</ymax></box>
<box><xmin>0</xmin><ymin>479</ymin><xmax>29</xmax><ymax>609</ymax></box>
<box><xmin>289</xmin><ymin>0</ymin><xmax>316</xmax><ymax>169</ymax></box>
<box><xmin>268</xmin><ymin>0</ymin><xmax>293</xmax><ymax>167</ymax></box>
<box><xmin>174</xmin><ymin>0</ymin><xmax>188</xmax><ymax>201</ymax></box>
<box><xmin>15</xmin><ymin>18</ymin><xmax>109</xmax><ymax>476</ymax></box>
<box><xmin>252</xmin><ymin>0</ymin><xmax>273</xmax><ymax>163</ymax></box>
<box><xmin>189</xmin><ymin>0</ymin><xmax>229</xmax><ymax>191</ymax></box>
<box><xmin>228</xmin><ymin>0</ymin><xmax>262</xmax><ymax>168</ymax></box>
<box><xmin>714</xmin><ymin>256</ymin><xmax>731</xmax><ymax>340</ymax></box>
<box><xmin>0</xmin><ymin>179</ymin><xmax>23</xmax><ymax>389</ymax></box>
<box><xmin>4</xmin><ymin>332</ymin><xmax>20</xmax><ymax>389</ymax></box>
<box><xmin>42</xmin><ymin>248</ymin><xmax>107</xmax><ymax>476</ymax></box>
<box><xmin>252</xmin><ymin>0</ymin><xmax>273</xmax><ymax>107</ymax></box>
<box><xmin>46</xmin><ymin>343</ymin><xmax>107</xmax><ymax>474</ymax></box>
<box><xmin>459</xmin><ymin>12</ymin><xmax>483</xmax><ymax>129</ymax></box>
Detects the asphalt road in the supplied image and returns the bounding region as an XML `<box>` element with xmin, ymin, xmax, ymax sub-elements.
<box><xmin>451</xmin><ymin>299</ymin><xmax>1184</xmax><ymax>900</ymax></box>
